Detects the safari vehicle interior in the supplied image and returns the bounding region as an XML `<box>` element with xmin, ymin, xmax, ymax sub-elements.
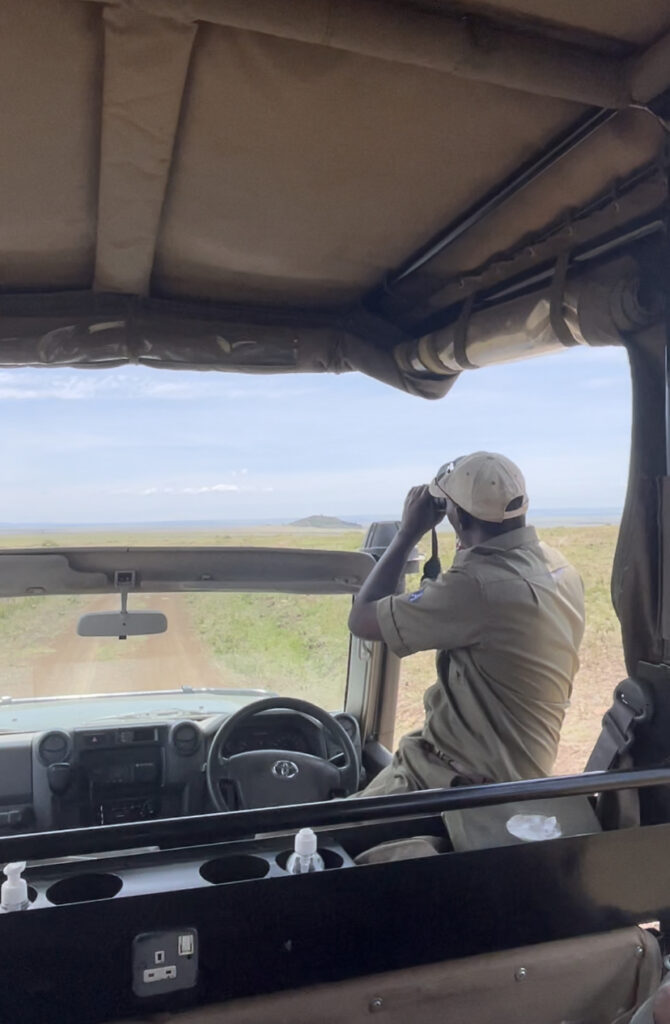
<box><xmin>3</xmin><ymin>0</ymin><xmax>670</xmax><ymax>1021</ymax></box>
<box><xmin>0</xmin><ymin>547</ymin><xmax>383</xmax><ymax>829</ymax></box>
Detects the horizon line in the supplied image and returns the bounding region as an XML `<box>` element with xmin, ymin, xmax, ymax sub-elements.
<box><xmin>0</xmin><ymin>507</ymin><xmax>624</xmax><ymax>530</ymax></box>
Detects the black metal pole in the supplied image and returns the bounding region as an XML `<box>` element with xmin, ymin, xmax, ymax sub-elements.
<box><xmin>662</xmin><ymin>183</ymin><xmax>670</xmax><ymax>660</ymax></box>
<box><xmin>665</xmin><ymin>225</ymin><xmax>670</xmax><ymax>481</ymax></box>
<box><xmin>365</xmin><ymin>108</ymin><xmax>616</xmax><ymax>308</ymax></box>
<box><xmin>4</xmin><ymin>766</ymin><xmax>670</xmax><ymax>862</ymax></box>
<box><xmin>409</xmin><ymin>212</ymin><xmax>664</xmax><ymax>339</ymax></box>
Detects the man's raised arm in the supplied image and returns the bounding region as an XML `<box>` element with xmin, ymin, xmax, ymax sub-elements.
<box><xmin>348</xmin><ymin>485</ymin><xmax>444</xmax><ymax>641</ymax></box>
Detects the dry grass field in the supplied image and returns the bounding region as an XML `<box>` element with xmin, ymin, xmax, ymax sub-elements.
<box><xmin>0</xmin><ymin>523</ymin><xmax>622</xmax><ymax>774</ymax></box>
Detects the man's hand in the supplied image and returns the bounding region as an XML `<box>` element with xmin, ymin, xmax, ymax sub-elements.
<box><xmin>400</xmin><ymin>485</ymin><xmax>446</xmax><ymax>543</ymax></box>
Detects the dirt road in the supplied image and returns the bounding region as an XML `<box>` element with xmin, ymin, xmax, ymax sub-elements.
<box><xmin>31</xmin><ymin>594</ymin><xmax>229</xmax><ymax>698</ymax></box>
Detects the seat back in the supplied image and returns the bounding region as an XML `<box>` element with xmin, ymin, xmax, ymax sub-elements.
<box><xmin>114</xmin><ymin>925</ymin><xmax>660</xmax><ymax>1024</ymax></box>
<box><xmin>585</xmin><ymin>675</ymin><xmax>660</xmax><ymax>828</ymax></box>
<box><xmin>443</xmin><ymin>793</ymin><xmax>601</xmax><ymax>851</ymax></box>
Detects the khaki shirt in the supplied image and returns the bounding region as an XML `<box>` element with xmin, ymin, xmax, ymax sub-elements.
<box><xmin>376</xmin><ymin>526</ymin><xmax>585</xmax><ymax>785</ymax></box>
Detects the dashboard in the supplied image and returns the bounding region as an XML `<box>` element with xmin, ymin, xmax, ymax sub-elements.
<box><xmin>0</xmin><ymin>710</ymin><xmax>362</xmax><ymax>833</ymax></box>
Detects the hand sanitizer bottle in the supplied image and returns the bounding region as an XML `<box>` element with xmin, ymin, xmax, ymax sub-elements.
<box><xmin>0</xmin><ymin>862</ymin><xmax>29</xmax><ymax>912</ymax></box>
<box><xmin>285</xmin><ymin>828</ymin><xmax>325</xmax><ymax>874</ymax></box>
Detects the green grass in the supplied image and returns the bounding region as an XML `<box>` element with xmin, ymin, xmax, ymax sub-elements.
<box><xmin>0</xmin><ymin>594</ymin><xmax>85</xmax><ymax>650</ymax></box>
<box><xmin>185</xmin><ymin>592</ymin><xmax>351</xmax><ymax>709</ymax></box>
<box><xmin>0</xmin><ymin>528</ymin><xmax>364</xmax><ymax>550</ymax></box>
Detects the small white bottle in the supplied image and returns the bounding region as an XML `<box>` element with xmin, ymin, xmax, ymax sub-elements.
<box><xmin>0</xmin><ymin>862</ymin><xmax>29</xmax><ymax>913</ymax></box>
<box><xmin>285</xmin><ymin>828</ymin><xmax>325</xmax><ymax>874</ymax></box>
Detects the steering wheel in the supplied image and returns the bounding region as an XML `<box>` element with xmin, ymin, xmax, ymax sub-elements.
<box><xmin>206</xmin><ymin>697</ymin><xmax>359</xmax><ymax>811</ymax></box>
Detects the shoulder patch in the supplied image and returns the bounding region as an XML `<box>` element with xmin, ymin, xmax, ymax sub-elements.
<box><xmin>408</xmin><ymin>588</ymin><xmax>425</xmax><ymax>603</ymax></box>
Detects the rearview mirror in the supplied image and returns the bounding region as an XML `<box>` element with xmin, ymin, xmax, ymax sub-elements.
<box><xmin>77</xmin><ymin>611</ymin><xmax>167</xmax><ymax>639</ymax></box>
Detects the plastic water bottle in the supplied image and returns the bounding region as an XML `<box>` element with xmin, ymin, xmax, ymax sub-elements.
<box><xmin>285</xmin><ymin>828</ymin><xmax>325</xmax><ymax>874</ymax></box>
<box><xmin>0</xmin><ymin>862</ymin><xmax>29</xmax><ymax>913</ymax></box>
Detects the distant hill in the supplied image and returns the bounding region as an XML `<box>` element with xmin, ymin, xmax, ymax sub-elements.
<box><xmin>290</xmin><ymin>515</ymin><xmax>362</xmax><ymax>530</ymax></box>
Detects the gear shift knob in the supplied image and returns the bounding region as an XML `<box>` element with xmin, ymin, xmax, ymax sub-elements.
<box><xmin>47</xmin><ymin>762</ymin><xmax>72</xmax><ymax>796</ymax></box>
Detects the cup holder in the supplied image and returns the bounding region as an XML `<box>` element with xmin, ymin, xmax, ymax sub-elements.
<box><xmin>200</xmin><ymin>855</ymin><xmax>270</xmax><ymax>885</ymax></box>
<box><xmin>276</xmin><ymin>848</ymin><xmax>344</xmax><ymax>872</ymax></box>
<box><xmin>46</xmin><ymin>872</ymin><xmax>122</xmax><ymax>906</ymax></box>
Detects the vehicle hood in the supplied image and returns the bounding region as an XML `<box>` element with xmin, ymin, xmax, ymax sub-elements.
<box><xmin>0</xmin><ymin>689</ymin><xmax>274</xmax><ymax>732</ymax></box>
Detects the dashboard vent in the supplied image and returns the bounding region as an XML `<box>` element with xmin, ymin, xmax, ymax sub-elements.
<box><xmin>170</xmin><ymin>721</ymin><xmax>201</xmax><ymax>757</ymax></box>
<box><xmin>37</xmin><ymin>731</ymin><xmax>70</xmax><ymax>766</ymax></box>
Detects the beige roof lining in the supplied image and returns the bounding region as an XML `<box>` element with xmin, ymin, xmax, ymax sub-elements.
<box><xmin>1</xmin><ymin>0</ymin><xmax>669</xmax><ymax>394</ymax></box>
<box><xmin>79</xmin><ymin>0</ymin><xmax>670</xmax><ymax>107</ymax></box>
<box><xmin>81</xmin><ymin>0</ymin><xmax>635</xmax><ymax>108</ymax></box>
<box><xmin>93</xmin><ymin>4</ymin><xmax>196</xmax><ymax>293</ymax></box>
<box><xmin>79</xmin><ymin>0</ymin><xmax>670</xmax><ymax>302</ymax></box>
<box><xmin>417</xmin><ymin>0</ymin><xmax>670</xmax><ymax>47</ymax></box>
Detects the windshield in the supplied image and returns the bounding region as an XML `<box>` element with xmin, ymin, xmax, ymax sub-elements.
<box><xmin>0</xmin><ymin>552</ymin><xmax>356</xmax><ymax>732</ymax></box>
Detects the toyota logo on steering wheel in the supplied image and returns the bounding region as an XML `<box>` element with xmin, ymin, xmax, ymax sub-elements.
<box><xmin>272</xmin><ymin>759</ymin><xmax>299</xmax><ymax>779</ymax></box>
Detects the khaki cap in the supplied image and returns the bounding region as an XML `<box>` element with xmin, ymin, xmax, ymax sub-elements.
<box><xmin>429</xmin><ymin>451</ymin><xmax>529</xmax><ymax>523</ymax></box>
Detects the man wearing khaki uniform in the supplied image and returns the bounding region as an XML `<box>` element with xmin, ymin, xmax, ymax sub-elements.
<box><xmin>348</xmin><ymin>452</ymin><xmax>585</xmax><ymax>795</ymax></box>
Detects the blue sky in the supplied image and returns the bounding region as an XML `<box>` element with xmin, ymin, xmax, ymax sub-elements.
<box><xmin>0</xmin><ymin>344</ymin><xmax>631</xmax><ymax>523</ymax></box>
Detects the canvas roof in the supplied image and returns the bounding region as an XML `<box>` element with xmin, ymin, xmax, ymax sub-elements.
<box><xmin>1</xmin><ymin>0</ymin><xmax>669</xmax><ymax>390</ymax></box>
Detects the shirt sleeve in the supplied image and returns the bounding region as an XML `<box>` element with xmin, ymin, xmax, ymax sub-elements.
<box><xmin>375</xmin><ymin>568</ymin><xmax>484</xmax><ymax>658</ymax></box>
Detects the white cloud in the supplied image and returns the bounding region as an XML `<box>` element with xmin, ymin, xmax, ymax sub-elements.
<box><xmin>0</xmin><ymin>387</ymin><xmax>45</xmax><ymax>400</ymax></box>
<box><xmin>136</xmin><ymin>483</ymin><xmax>241</xmax><ymax>496</ymax></box>
<box><xmin>122</xmin><ymin>480</ymin><xmax>270</xmax><ymax>497</ymax></box>
<box><xmin>0</xmin><ymin>368</ymin><xmax>315</xmax><ymax>403</ymax></box>
<box><xmin>0</xmin><ymin>374</ymin><xmax>102</xmax><ymax>401</ymax></box>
